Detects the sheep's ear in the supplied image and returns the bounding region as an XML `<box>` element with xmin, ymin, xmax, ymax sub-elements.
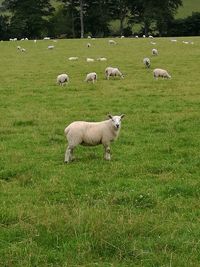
<box><xmin>121</xmin><ymin>114</ymin><xmax>125</xmax><ymax>119</ymax></box>
<box><xmin>108</xmin><ymin>114</ymin><xmax>113</xmax><ymax>119</ymax></box>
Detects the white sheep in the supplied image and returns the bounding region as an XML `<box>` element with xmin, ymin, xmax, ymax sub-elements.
<box><xmin>87</xmin><ymin>43</ymin><xmax>91</xmax><ymax>47</ymax></box>
<box><xmin>68</xmin><ymin>57</ymin><xmax>78</xmax><ymax>61</ymax></box>
<box><xmin>149</xmin><ymin>35</ymin><xmax>154</xmax><ymax>39</ymax></box>
<box><xmin>20</xmin><ymin>48</ymin><xmax>26</xmax><ymax>52</ymax></box>
<box><xmin>44</xmin><ymin>37</ymin><xmax>50</xmax><ymax>40</ymax></box>
<box><xmin>57</xmin><ymin>74</ymin><xmax>69</xmax><ymax>86</ymax></box>
<box><xmin>86</xmin><ymin>58</ymin><xmax>94</xmax><ymax>62</ymax></box>
<box><xmin>108</xmin><ymin>39</ymin><xmax>117</xmax><ymax>45</ymax></box>
<box><xmin>135</xmin><ymin>35</ymin><xmax>139</xmax><ymax>38</ymax></box>
<box><xmin>97</xmin><ymin>57</ymin><xmax>107</xmax><ymax>61</ymax></box>
<box><xmin>150</xmin><ymin>42</ymin><xmax>156</xmax><ymax>45</ymax></box>
<box><xmin>153</xmin><ymin>68</ymin><xmax>171</xmax><ymax>79</ymax></box>
<box><xmin>48</xmin><ymin>45</ymin><xmax>54</xmax><ymax>49</ymax></box>
<box><xmin>17</xmin><ymin>45</ymin><xmax>21</xmax><ymax>50</ymax></box>
<box><xmin>143</xmin><ymin>58</ymin><xmax>151</xmax><ymax>68</ymax></box>
<box><xmin>85</xmin><ymin>72</ymin><xmax>97</xmax><ymax>83</ymax></box>
<box><xmin>171</xmin><ymin>39</ymin><xmax>177</xmax><ymax>42</ymax></box>
<box><xmin>64</xmin><ymin>114</ymin><xmax>125</xmax><ymax>163</ymax></box>
<box><xmin>105</xmin><ymin>67</ymin><xmax>124</xmax><ymax>80</ymax></box>
<box><xmin>152</xmin><ymin>48</ymin><xmax>158</xmax><ymax>56</ymax></box>
<box><xmin>143</xmin><ymin>35</ymin><xmax>146</xmax><ymax>38</ymax></box>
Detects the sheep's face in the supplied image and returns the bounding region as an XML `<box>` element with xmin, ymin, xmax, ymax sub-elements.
<box><xmin>108</xmin><ymin>114</ymin><xmax>125</xmax><ymax>130</ymax></box>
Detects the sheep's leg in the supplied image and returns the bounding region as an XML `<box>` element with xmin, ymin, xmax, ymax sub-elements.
<box><xmin>64</xmin><ymin>146</ymin><xmax>74</xmax><ymax>163</ymax></box>
<box><xmin>104</xmin><ymin>145</ymin><xmax>111</xmax><ymax>160</ymax></box>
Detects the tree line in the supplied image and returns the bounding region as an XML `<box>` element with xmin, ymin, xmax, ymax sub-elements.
<box><xmin>0</xmin><ymin>0</ymin><xmax>199</xmax><ymax>40</ymax></box>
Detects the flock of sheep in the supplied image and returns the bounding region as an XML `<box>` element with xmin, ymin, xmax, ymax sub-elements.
<box><xmin>12</xmin><ymin>36</ymin><xmax>186</xmax><ymax>162</ymax></box>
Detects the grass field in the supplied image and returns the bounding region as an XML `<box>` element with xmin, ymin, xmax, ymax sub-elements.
<box><xmin>1</xmin><ymin>37</ymin><xmax>200</xmax><ymax>267</ymax></box>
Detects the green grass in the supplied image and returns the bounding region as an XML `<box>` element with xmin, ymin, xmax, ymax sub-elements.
<box><xmin>0</xmin><ymin>37</ymin><xmax>200</xmax><ymax>266</ymax></box>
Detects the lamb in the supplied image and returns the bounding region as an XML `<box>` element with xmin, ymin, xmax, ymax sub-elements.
<box><xmin>86</xmin><ymin>58</ymin><xmax>94</xmax><ymax>62</ymax></box>
<box><xmin>68</xmin><ymin>57</ymin><xmax>78</xmax><ymax>61</ymax></box>
<box><xmin>64</xmin><ymin>114</ymin><xmax>125</xmax><ymax>163</ymax></box>
<box><xmin>108</xmin><ymin>39</ymin><xmax>117</xmax><ymax>45</ymax></box>
<box><xmin>153</xmin><ymin>68</ymin><xmax>171</xmax><ymax>79</ymax></box>
<box><xmin>97</xmin><ymin>57</ymin><xmax>107</xmax><ymax>61</ymax></box>
<box><xmin>85</xmin><ymin>72</ymin><xmax>97</xmax><ymax>83</ymax></box>
<box><xmin>105</xmin><ymin>67</ymin><xmax>124</xmax><ymax>80</ymax></box>
<box><xmin>152</xmin><ymin>48</ymin><xmax>158</xmax><ymax>56</ymax></box>
<box><xmin>57</xmin><ymin>74</ymin><xmax>69</xmax><ymax>86</ymax></box>
<box><xmin>143</xmin><ymin>58</ymin><xmax>151</xmax><ymax>68</ymax></box>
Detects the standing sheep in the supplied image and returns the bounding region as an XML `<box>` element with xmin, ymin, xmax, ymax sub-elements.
<box><xmin>152</xmin><ymin>48</ymin><xmax>158</xmax><ymax>56</ymax></box>
<box><xmin>108</xmin><ymin>40</ymin><xmax>117</xmax><ymax>45</ymax></box>
<box><xmin>143</xmin><ymin>58</ymin><xmax>151</xmax><ymax>68</ymax></box>
<box><xmin>57</xmin><ymin>74</ymin><xmax>69</xmax><ymax>86</ymax></box>
<box><xmin>105</xmin><ymin>67</ymin><xmax>124</xmax><ymax>80</ymax></box>
<box><xmin>64</xmin><ymin>114</ymin><xmax>125</xmax><ymax>163</ymax></box>
<box><xmin>86</xmin><ymin>58</ymin><xmax>95</xmax><ymax>62</ymax></box>
<box><xmin>85</xmin><ymin>72</ymin><xmax>97</xmax><ymax>83</ymax></box>
<box><xmin>153</xmin><ymin>68</ymin><xmax>171</xmax><ymax>79</ymax></box>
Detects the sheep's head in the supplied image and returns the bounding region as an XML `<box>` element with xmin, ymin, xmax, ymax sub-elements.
<box><xmin>108</xmin><ymin>114</ymin><xmax>125</xmax><ymax>130</ymax></box>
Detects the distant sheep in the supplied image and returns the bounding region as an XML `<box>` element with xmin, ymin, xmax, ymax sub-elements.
<box><xmin>64</xmin><ymin>114</ymin><xmax>125</xmax><ymax>163</ymax></box>
<box><xmin>150</xmin><ymin>42</ymin><xmax>156</xmax><ymax>45</ymax></box>
<box><xmin>152</xmin><ymin>48</ymin><xmax>158</xmax><ymax>56</ymax></box>
<box><xmin>105</xmin><ymin>67</ymin><xmax>124</xmax><ymax>80</ymax></box>
<box><xmin>153</xmin><ymin>68</ymin><xmax>171</xmax><ymax>79</ymax></box>
<box><xmin>171</xmin><ymin>39</ymin><xmax>177</xmax><ymax>42</ymax></box>
<box><xmin>97</xmin><ymin>57</ymin><xmax>107</xmax><ymax>61</ymax></box>
<box><xmin>57</xmin><ymin>74</ymin><xmax>69</xmax><ymax>86</ymax></box>
<box><xmin>87</xmin><ymin>43</ymin><xmax>91</xmax><ymax>47</ymax></box>
<box><xmin>68</xmin><ymin>57</ymin><xmax>78</xmax><ymax>61</ymax></box>
<box><xmin>44</xmin><ymin>37</ymin><xmax>50</xmax><ymax>40</ymax></box>
<box><xmin>86</xmin><ymin>58</ymin><xmax>94</xmax><ymax>62</ymax></box>
<box><xmin>20</xmin><ymin>48</ymin><xmax>26</xmax><ymax>52</ymax></box>
<box><xmin>85</xmin><ymin>72</ymin><xmax>97</xmax><ymax>83</ymax></box>
<box><xmin>108</xmin><ymin>39</ymin><xmax>117</xmax><ymax>45</ymax></box>
<box><xmin>143</xmin><ymin>58</ymin><xmax>151</xmax><ymax>68</ymax></box>
<box><xmin>48</xmin><ymin>45</ymin><xmax>54</xmax><ymax>49</ymax></box>
<box><xmin>149</xmin><ymin>35</ymin><xmax>154</xmax><ymax>39</ymax></box>
<box><xmin>17</xmin><ymin>46</ymin><xmax>21</xmax><ymax>50</ymax></box>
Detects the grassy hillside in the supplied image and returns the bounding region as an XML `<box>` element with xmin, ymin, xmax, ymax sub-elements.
<box><xmin>176</xmin><ymin>0</ymin><xmax>200</xmax><ymax>18</ymax></box>
<box><xmin>0</xmin><ymin>37</ymin><xmax>200</xmax><ymax>266</ymax></box>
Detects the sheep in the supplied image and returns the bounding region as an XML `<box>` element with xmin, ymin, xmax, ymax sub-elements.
<box><xmin>171</xmin><ymin>39</ymin><xmax>177</xmax><ymax>42</ymax></box>
<box><xmin>68</xmin><ymin>57</ymin><xmax>78</xmax><ymax>61</ymax></box>
<box><xmin>150</xmin><ymin>42</ymin><xmax>156</xmax><ymax>45</ymax></box>
<box><xmin>86</xmin><ymin>58</ymin><xmax>94</xmax><ymax>62</ymax></box>
<box><xmin>44</xmin><ymin>37</ymin><xmax>50</xmax><ymax>40</ymax></box>
<box><xmin>143</xmin><ymin>35</ymin><xmax>146</xmax><ymax>38</ymax></box>
<box><xmin>20</xmin><ymin>48</ymin><xmax>26</xmax><ymax>52</ymax></box>
<box><xmin>87</xmin><ymin>43</ymin><xmax>91</xmax><ymax>47</ymax></box>
<box><xmin>182</xmin><ymin>41</ymin><xmax>189</xmax><ymax>44</ymax></box>
<box><xmin>34</xmin><ymin>39</ymin><xmax>37</xmax><ymax>43</ymax></box>
<box><xmin>143</xmin><ymin>58</ymin><xmax>151</xmax><ymax>68</ymax></box>
<box><xmin>153</xmin><ymin>68</ymin><xmax>171</xmax><ymax>79</ymax></box>
<box><xmin>48</xmin><ymin>45</ymin><xmax>54</xmax><ymax>49</ymax></box>
<box><xmin>152</xmin><ymin>48</ymin><xmax>158</xmax><ymax>56</ymax></box>
<box><xmin>17</xmin><ymin>45</ymin><xmax>21</xmax><ymax>50</ymax></box>
<box><xmin>108</xmin><ymin>39</ymin><xmax>117</xmax><ymax>45</ymax></box>
<box><xmin>97</xmin><ymin>57</ymin><xmax>107</xmax><ymax>61</ymax></box>
<box><xmin>105</xmin><ymin>67</ymin><xmax>124</xmax><ymax>80</ymax></box>
<box><xmin>85</xmin><ymin>72</ymin><xmax>97</xmax><ymax>83</ymax></box>
<box><xmin>149</xmin><ymin>35</ymin><xmax>154</xmax><ymax>39</ymax></box>
<box><xmin>135</xmin><ymin>35</ymin><xmax>139</xmax><ymax>38</ymax></box>
<box><xmin>64</xmin><ymin>114</ymin><xmax>125</xmax><ymax>163</ymax></box>
<box><xmin>57</xmin><ymin>74</ymin><xmax>69</xmax><ymax>86</ymax></box>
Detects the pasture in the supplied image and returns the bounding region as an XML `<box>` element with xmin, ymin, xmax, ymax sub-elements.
<box><xmin>0</xmin><ymin>37</ymin><xmax>200</xmax><ymax>267</ymax></box>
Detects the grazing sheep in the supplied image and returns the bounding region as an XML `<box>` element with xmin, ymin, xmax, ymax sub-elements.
<box><xmin>143</xmin><ymin>58</ymin><xmax>151</xmax><ymax>68</ymax></box>
<box><xmin>48</xmin><ymin>45</ymin><xmax>54</xmax><ymax>49</ymax></box>
<box><xmin>135</xmin><ymin>35</ymin><xmax>139</xmax><ymax>38</ymax></box>
<box><xmin>68</xmin><ymin>57</ymin><xmax>78</xmax><ymax>61</ymax></box>
<box><xmin>108</xmin><ymin>39</ymin><xmax>117</xmax><ymax>45</ymax></box>
<box><xmin>153</xmin><ymin>68</ymin><xmax>171</xmax><ymax>79</ymax></box>
<box><xmin>97</xmin><ymin>57</ymin><xmax>107</xmax><ymax>61</ymax></box>
<box><xmin>20</xmin><ymin>48</ymin><xmax>26</xmax><ymax>52</ymax></box>
<box><xmin>152</xmin><ymin>48</ymin><xmax>158</xmax><ymax>56</ymax></box>
<box><xmin>182</xmin><ymin>41</ymin><xmax>189</xmax><ymax>44</ymax></box>
<box><xmin>57</xmin><ymin>74</ymin><xmax>69</xmax><ymax>86</ymax></box>
<box><xmin>17</xmin><ymin>46</ymin><xmax>21</xmax><ymax>50</ymax></box>
<box><xmin>44</xmin><ymin>37</ymin><xmax>50</xmax><ymax>40</ymax></box>
<box><xmin>143</xmin><ymin>35</ymin><xmax>146</xmax><ymax>38</ymax></box>
<box><xmin>86</xmin><ymin>58</ymin><xmax>94</xmax><ymax>62</ymax></box>
<box><xmin>85</xmin><ymin>72</ymin><xmax>97</xmax><ymax>83</ymax></box>
<box><xmin>150</xmin><ymin>42</ymin><xmax>156</xmax><ymax>45</ymax></box>
<box><xmin>105</xmin><ymin>67</ymin><xmax>124</xmax><ymax>80</ymax></box>
<box><xmin>171</xmin><ymin>39</ymin><xmax>177</xmax><ymax>42</ymax></box>
<box><xmin>64</xmin><ymin>114</ymin><xmax>125</xmax><ymax>163</ymax></box>
<box><xmin>121</xmin><ymin>35</ymin><xmax>125</xmax><ymax>38</ymax></box>
<box><xmin>87</xmin><ymin>43</ymin><xmax>91</xmax><ymax>47</ymax></box>
<box><xmin>149</xmin><ymin>35</ymin><xmax>154</xmax><ymax>39</ymax></box>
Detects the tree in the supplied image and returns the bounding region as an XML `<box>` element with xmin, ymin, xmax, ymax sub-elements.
<box><xmin>2</xmin><ymin>0</ymin><xmax>54</xmax><ymax>38</ymax></box>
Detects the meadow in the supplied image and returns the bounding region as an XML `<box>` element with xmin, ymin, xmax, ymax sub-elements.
<box><xmin>0</xmin><ymin>37</ymin><xmax>200</xmax><ymax>267</ymax></box>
